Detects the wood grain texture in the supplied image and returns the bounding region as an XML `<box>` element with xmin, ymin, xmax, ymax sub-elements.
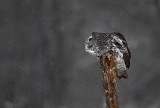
<box><xmin>100</xmin><ymin>54</ymin><xmax>120</xmax><ymax>108</ymax></box>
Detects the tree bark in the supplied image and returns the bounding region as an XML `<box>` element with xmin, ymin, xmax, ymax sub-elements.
<box><xmin>100</xmin><ymin>54</ymin><xmax>120</xmax><ymax>108</ymax></box>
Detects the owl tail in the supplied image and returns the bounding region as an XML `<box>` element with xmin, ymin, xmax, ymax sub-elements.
<box><xmin>116</xmin><ymin>70</ymin><xmax>128</xmax><ymax>79</ymax></box>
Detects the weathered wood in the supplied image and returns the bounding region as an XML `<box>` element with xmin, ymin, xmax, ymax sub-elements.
<box><xmin>100</xmin><ymin>54</ymin><xmax>120</xmax><ymax>108</ymax></box>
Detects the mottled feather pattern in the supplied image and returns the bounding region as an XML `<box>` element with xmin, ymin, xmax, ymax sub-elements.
<box><xmin>85</xmin><ymin>32</ymin><xmax>131</xmax><ymax>79</ymax></box>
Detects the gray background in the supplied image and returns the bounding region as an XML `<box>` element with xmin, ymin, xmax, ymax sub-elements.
<box><xmin>0</xmin><ymin>0</ymin><xmax>160</xmax><ymax>108</ymax></box>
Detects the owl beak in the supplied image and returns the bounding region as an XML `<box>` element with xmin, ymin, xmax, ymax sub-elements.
<box><xmin>85</xmin><ymin>44</ymin><xmax>89</xmax><ymax>51</ymax></box>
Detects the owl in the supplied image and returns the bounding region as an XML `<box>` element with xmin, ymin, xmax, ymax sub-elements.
<box><xmin>85</xmin><ymin>32</ymin><xmax>131</xmax><ymax>79</ymax></box>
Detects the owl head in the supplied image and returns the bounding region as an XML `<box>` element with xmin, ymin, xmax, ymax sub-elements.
<box><xmin>85</xmin><ymin>32</ymin><xmax>111</xmax><ymax>57</ymax></box>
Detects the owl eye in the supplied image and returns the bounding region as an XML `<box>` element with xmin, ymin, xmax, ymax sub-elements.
<box><xmin>89</xmin><ymin>37</ymin><xmax>92</xmax><ymax>41</ymax></box>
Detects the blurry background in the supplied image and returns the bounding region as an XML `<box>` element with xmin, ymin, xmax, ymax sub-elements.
<box><xmin>0</xmin><ymin>0</ymin><xmax>160</xmax><ymax>108</ymax></box>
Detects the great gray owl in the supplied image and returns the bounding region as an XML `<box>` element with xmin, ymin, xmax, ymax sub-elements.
<box><xmin>85</xmin><ymin>32</ymin><xmax>131</xmax><ymax>79</ymax></box>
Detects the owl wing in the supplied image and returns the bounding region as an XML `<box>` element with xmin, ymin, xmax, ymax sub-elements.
<box><xmin>123</xmin><ymin>48</ymin><xmax>131</xmax><ymax>69</ymax></box>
